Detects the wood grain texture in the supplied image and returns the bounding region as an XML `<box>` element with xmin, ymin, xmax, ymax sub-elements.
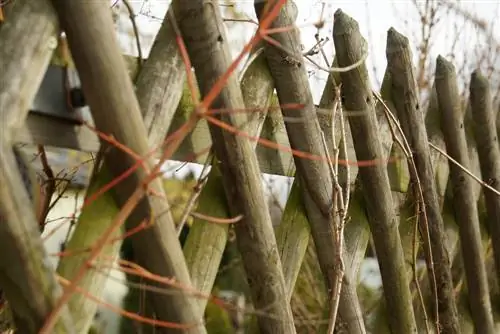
<box><xmin>0</xmin><ymin>1</ymin><xmax>75</xmax><ymax>332</ymax></box>
<box><xmin>0</xmin><ymin>0</ymin><xmax>59</xmax><ymax>139</ymax></box>
<box><xmin>183</xmin><ymin>41</ymin><xmax>277</xmax><ymax>313</ymax></box>
<box><xmin>173</xmin><ymin>1</ymin><xmax>296</xmax><ymax>332</ymax></box>
<box><xmin>255</xmin><ymin>3</ymin><xmax>367</xmax><ymax>332</ymax></box>
<box><xmin>333</xmin><ymin>10</ymin><xmax>417</xmax><ymax>334</ymax></box>
<box><xmin>435</xmin><ymin>56</ymin><xmax>495</xmax><ymax>334</ymax></box>
<box><xmin>135</xmin><ymin>7</ymin><xmax>187</xmax><ymax>148</ymax></box>
<box><xmin>49</xmin><ymin>1</ymin><xmax>206</xmax><ymax>333</ymax></box>
<box><xmin>470</xmin><ymin>70</ymin><xmax>500</xmax><ymax>293</ymax></box>
<box><xmin>0</xmin><ymin>143</ymin><xmax>75</xmax><ymax>334</ymax></box>
<box><xmin>386</xmin><ymin>28</ymin><xmax>460</xmax><ymax>333</ymax></box>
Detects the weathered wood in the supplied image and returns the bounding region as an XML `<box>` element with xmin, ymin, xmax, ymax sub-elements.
<box><xmin>49</xmin><ymin>1</ymin><xmax>206</xmax><ymax>333</ymax></box>
<box><xmin>423</xmin><ymin>76</ymin><xmax>496</xmax><ymax>334</ymax></box>
<box><xmin>318</xmin><ymin>69</ymin><xmax>359</xmax><ymax>183</ymax></box>
<box><xmin>173</xmin><ymin>1</ymin><xmax>296</xmax><ymax>333</ymax></box>
<box><xmin>0</xmin><ymin>143</ymin><xmax>75</xmax><ymax>334</ymax></box>
<box><xmin>275</xmin><ymin>180</ymin><xmax>311</xmax><ymax>299</ymax></box>
<box><xmin>255</xmin><ymin>2</ymin><xmax>366</xmax><ymax>333</ymax></box>
<box><xmin>124</xmin><ymin>8</ymin><xmax>193</xmax><ymax>330</ymax></box>
<box><xmin>317</xmin><ymin>65</ymin><xmax>371</xmax><ymax>332</ymax></box>
<box><xmin>0</xmin><ymin>1</ymin><xmax>59</xmax><ymax>139</ymax></box>
<box><xmin>497</xmin><ymin>104</ymin><xmax>500</xmax><ymax>140</ymax></box>
<box><xmin>183</xmin><ymin>42</ymin><xmax>275</xmax><ymax>312</ymax></box>
<box><xmin>421</xmin><ymin>83</ymin><xmax>473</xmax><ymax>332</ymax></box>
<box><xmin>15</xmin><ymin>58</ymin><xmax>298</xmax><ymax>177</ymax></box>
<box><xmin>425</xmin><ymin>84</ymin><xmax>461</xmax><ymax>253</ymax></box>
<box><xmin>256</xmin><ymin>100</ymin><xmax>295</xmax><ymax>176</ymax></box>
<box><xmin>386</xmin><ymin>28</ymin><xmax>460</xmax><ymax>333</ymax></box>
<box><xmin>434</xmin><ymin>55</ymin><xmax>495</xmax><ymax>334</ymax></box>
<box><xmin>273</xmin><ymin>92</ymin><xmax>333</xmax><ymax>314</ymax></box>
<box><xmin>135</xmin><ymin>7</ymin><xmax>186</xmax><ymax>148</ymax></box>
<box><xmin>55</xmin><ymin>167</ymin><xmax>121</xmax><ymax>333</ymax></box>
<box><xmin>469</xmin><ymin>70</ymin><xmax>500</xmax><ymax>292</ymax></box>
<box><xmin>333</xmin><ymin>10</ymin><xmax>417</xmax><ymax>333</ymax></box>
<box><xmin>0</xmin><ymin>1</ymin><xmax>75</xmax><ymax>332</ymax></box>
<box><xmin>463</xmin><ymin>103</ymin><xmax>483</xmax><ymax>204</ymax></box>
<box><xmin>18</xmin><ymin>104</ymin><xmax>300</xmax><ymax>176</ymax></box>
<box><xmin>182</xmin><ymin>166</ymin><xmax>230</xmax><ymax>310</ymax></box>
<box><xmin>55</xmin><ymin>5</ymin><xmax>193</xmax><ymax>332</ymax></box>
<box><xmin>376</xmin><ymin>71</ymin><xmax>427</xmax><ymax>322</ymax></box>
<box><xmin>378</xmin><ymin>69</ymin><xmax>417</xmax><ymax>284</ymax></box>
<box><xmin>16</xmin><ymin>113</ymin><xmax>99</xmax><ymax>152</ymax></box>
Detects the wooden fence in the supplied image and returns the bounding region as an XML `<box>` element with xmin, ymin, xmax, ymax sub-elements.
<box><xmin>1</xmin><ymin>1</ymin><xmax>499</xmax><ymax>334</ymax></box>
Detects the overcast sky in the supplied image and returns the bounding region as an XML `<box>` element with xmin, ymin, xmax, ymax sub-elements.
<box><xmin>112</xmin><ymin>0</ymin><xmax>500</xmax><ymax>201</ymax></box>
<box><xmin>115</xmin><ymin>0</ymin><xmax>500</xmax><ymax>98</ymax></box>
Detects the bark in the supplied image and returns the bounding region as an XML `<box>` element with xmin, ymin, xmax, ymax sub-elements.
<box><xmin>55</xmin><ymin>4</ymin><xmax>194</xmax><ymax>333</ymax></box>
<box><xmin>0</xmin><ymin>0</ymin><xmax>59</xmax><ymax>139</ymax></box>
<box><xmin>386</xmin><ymin>28</ymin><xmax>460</xmax><ymax>333</ymax></box>
<box><xmin>434</xmin><ymin>55</ymin><xmax>495</xmax><ymax>334</ymax></box>
<box><xmin>173</xmin><ymin>1</ymin><xmax>296</xmax><ymax>333</ymax></box>
<box><xmin>0</xmin><ymin>1</ymin><xmax>74</xmax><ymax>332</ymax></box>
<box><xmin>183</xmin><ymin>43</ymin><xmax>275</xmax><ymax>312</ymax></box>
<box><xmin>275</xmin><ymin>181</ymin><xmax>311</xmax><ymax>300</ymax></box>
<box><xmin>182</xmin><ymin>166</ymin><xmax>230</xmax><ymax>311</ymax></box>
<box><xmin>425</xmin><ymin>85</ymin><xmax>461</xmax><ymax>256</ymax></box>
<box><xmin>135</xmin><ymin>7</ymin><xmax>186</xmax><ymax>148</ymax></box>
<box><xmin>333</xmin><ymin>10</ymin><xmax>417</xmax><ymax>333</ymax></box>
<box><xmin>256</xmin><ymin>101</ymin><xmax>295</xmax><ymax>176</ymax></box>
<box><xmin>0</xmin><ymin>144</ymin><xmax>75</xmax><ymax>334</ymax></box>
<box><xmin>56</xmin><ymin>167</ymin><xmax>121</xmax><ymax>333</ymax></box>
<box><xmin>469</xmin><ymin>70</ymin><xmax>500</xmax><ymax>292</ymax></box>
<box><xmin>49</xmin><ymin>2</ymin><xmax>205</xmax><ymax>333</ymax></box>
<box><xmin>255</xmin><ymin>2</ymin><xmax>367</xmax><ymax>333</ymax></box>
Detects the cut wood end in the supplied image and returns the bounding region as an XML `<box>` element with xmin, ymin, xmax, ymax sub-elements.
<box><xmin>470</xmin><ymin>69</ymin><xmax>488</xmax><ymax>90</ymax></box>
<box><xmin>435</xmin><ymin>55</ymin><xmax>456</xmax><ymax>77</ymax></box>
<box><xmin>333</xmin><ymin>9</ymin><xmax>359</xmax><ymax>36</ymax></box>
<box><xmin>386</xmin><ymin>27</ymin><xmax>410</xmax><ymax>54</ymax></box>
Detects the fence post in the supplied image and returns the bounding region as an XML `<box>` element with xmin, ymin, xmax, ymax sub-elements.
<box><xmin>386</xmin><ymin>28</ymin><xmax>460</xmax><ymax>333</ymax></box>
<box><xmin>434</xmin><ymin>56</ymin><xmax>495</xmax><ymax>334</ymax></box>
<box><xmin>333</xmin><ymin>10</ymin><xmax>418</xmax><ymax>333</ymax></box>
<box><xmin>469</xmin><ymin>70</ymin><xmax>500</xmax><ymax>293</ymax></box>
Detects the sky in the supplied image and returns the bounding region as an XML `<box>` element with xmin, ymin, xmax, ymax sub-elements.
<box><xmin>115</xmin><ymin>0</ymin><xmax>500</xmax><ymax>99</ymax></box>
<box><xmin>111</xmin><ymin>0</ymin><xmax>500</xmax><ymax>203</ymax></box>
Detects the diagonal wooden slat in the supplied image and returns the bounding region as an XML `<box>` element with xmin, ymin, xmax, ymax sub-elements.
<box><xmin>183</xmin><ymin>42</ymin><xmax>276</xmax><ymax>312</ymax></box>
<box><xmin>55</xmin><ymin>5</ymin><xmax>210</xmax><ymax>332</ymax></box>
<box><xmin>0</xmin><ymin>1</ymin><xmax>75</xmax><ymax>332</ymax></box>
<box><xmin>48</xmin><ymin>1</ymin><xmax>206</xmax><ymax>333</ymax></box>
<box><xmin>254</xmin><ymin>1</ymin><xmax>366</xmax><ymax>332</ymax></box>
<box><xmin>333</xmin><ymin>10</ymin><xmax>418</xmax><ymax>333</ymax></box>
<box><xmin>173</xmin><ymin>1</ymin><xmax>296</xmax><ymax>332</ymax></box>
<box><xmin>386</xmin><ymin>27</ymin><xmax>460</xmax><ymax>333</ymax></box>
<box><xmin>470</xmin><ymin>70</ymin><xmax>500</xmax><ymax>292</ymax></box>
<box><xmin>434</xmin><ymin>56</ymin><xmax>495</xmax><ymax>334</ymax></box>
